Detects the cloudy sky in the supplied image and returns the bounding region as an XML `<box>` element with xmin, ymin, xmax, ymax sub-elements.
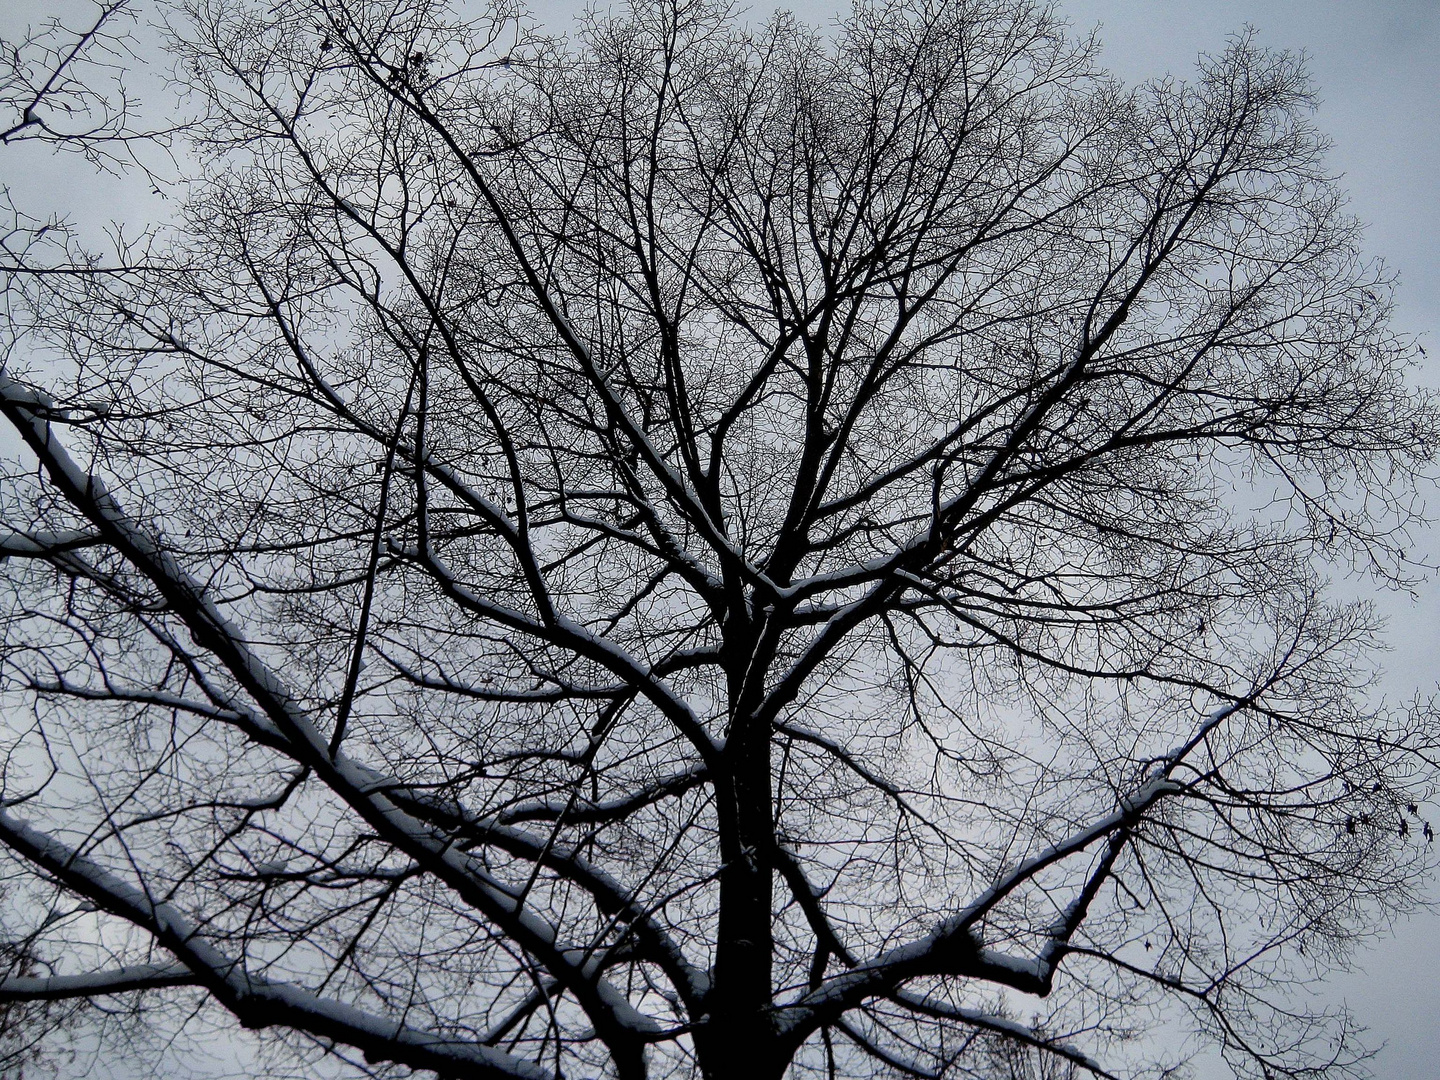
<box><xmin>4</xmin><ymin>1</ymin><xmax>1439</xmax><ymax>1077</ymax></box>
<box><xmin>745</xmin><ymin>4</ymin><xmax>1440</xmax><ymax>1074</ymax></box>
<box><xmin>559</xmin><ymin>0</ymin><xmax>1440</xmax><ymax>1069</ymax></box>
<box><xmin>1051</xmin><ymin>7</ymin><xmax>1440</xmax><ymax>1076</ymax></box>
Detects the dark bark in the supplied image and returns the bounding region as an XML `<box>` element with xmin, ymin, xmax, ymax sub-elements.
<box><xmin>0</xmin><ymin>2</ymin><xmax>1434</xmax><ymax>1079</ymax></box>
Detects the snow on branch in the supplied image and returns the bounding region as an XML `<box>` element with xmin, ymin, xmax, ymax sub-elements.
<box><xmin>0</xmin><ymin>962</ymin><xmax>195</xmax><ymax>1001</ymax></box>
<box><xmin>0</xmin><ymin>809</ymin><xmax>553</xmax><ymax>1079</ymax></box>
<box><xmin>0</xmin><ymin>374</ymin><xmax>667</xmax><ymax>1055</ymax></box>
<box><xmin>777</xmin><ymin>702</ymin><xmax>1244</xmax><ymax>1037</ymax></box>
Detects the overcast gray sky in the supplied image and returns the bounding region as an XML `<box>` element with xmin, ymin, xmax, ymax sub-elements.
<box><xmin>1050</xmin><ymin>7</ymin><xmax>1440</xmax><ymax>1077</ymax></box>
<box><xmin>3</xmin><ymin>1</ymin><xmax>1438</xmax><ymax>1077</ymax></box>
<box><xmin>763</xmin><ymin>4</ymin><xmax>1440</xmax><ymax>1074</ymax></box>
<box><xmin>598</xmin><ymin>0</ymin><xmax>1440</xmax><ymax>1068</ymax></box>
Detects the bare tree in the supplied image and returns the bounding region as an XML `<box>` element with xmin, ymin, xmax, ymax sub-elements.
<box><xmin>0</xmin><ymin>1</ymin><xmax>151</xmax><ymax>154</ymax></box>
<box><xmin>1</xmin><ymin>0</ymin><xmax>174</xmax><ymax>263</ymax></box>
<box><xmin>0</xmin><ymin>1</ymin><xmax>1436</xmax><ymax>1078</ymax></box>
<box><xmin>0</xmin><ymin>4</ymin><xmax>176</xmax><ymax>1075</ymax></box>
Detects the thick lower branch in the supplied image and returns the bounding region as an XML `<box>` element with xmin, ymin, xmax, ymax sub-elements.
<box><xmin>0</xmin><ymin>810</ymin><xmax>552</xmax><ymax>1080</ymax></box>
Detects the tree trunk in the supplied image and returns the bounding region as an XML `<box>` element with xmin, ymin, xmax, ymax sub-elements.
<box><xmin>704</xmin><ymin>619</ymin><xmax>781</xmax><ymax>1079</ymax></box>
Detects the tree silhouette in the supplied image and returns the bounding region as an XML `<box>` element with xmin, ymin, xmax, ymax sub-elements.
<box><xmin>0</xmin><ymin>1</ymin><xmax>1435</xmax><ymax>1078</ymax></box>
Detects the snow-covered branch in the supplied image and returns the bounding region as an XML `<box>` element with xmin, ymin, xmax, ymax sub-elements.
<box><xmin>0</xmin><ymin>962</ymin><xmax>194</xmax><ymax>1001</ymax></box>
<box><xmin>0</xmin><ymin>809</ymin><xmax>552</xmax><ymax>1079</ymax></box>
<box><xmin>777</xmin><ymin>703</ymin><xmax>1242</xmax><ymax>1038</ymax></box>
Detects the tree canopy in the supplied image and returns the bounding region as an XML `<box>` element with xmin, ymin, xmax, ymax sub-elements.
<box><xmin>0</xmin><ymin>1</ymin><xmax>1436</xmax><ymax>1078</ymax></box>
